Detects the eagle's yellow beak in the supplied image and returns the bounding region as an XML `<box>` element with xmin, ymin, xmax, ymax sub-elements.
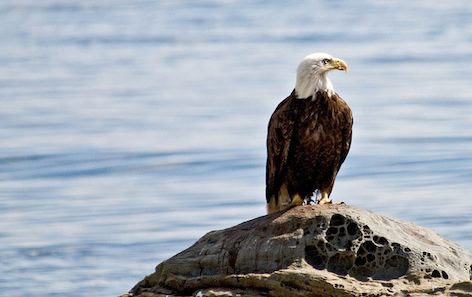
<box><xmin>330</xmin><ymin>58</ymin><xmax>348</xmax><ymax>72</ymax></box>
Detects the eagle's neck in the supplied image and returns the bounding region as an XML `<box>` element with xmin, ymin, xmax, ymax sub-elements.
<box><xmin>294</xmin><ymin>72</ymin><xmax>334</xmax><ymax>99</ymax></box>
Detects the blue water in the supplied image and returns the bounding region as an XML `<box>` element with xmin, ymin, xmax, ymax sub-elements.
<box><xmin>1</xmin><ymin>1</ymin><xmax>471</xmax><ymax>296</ymax></box>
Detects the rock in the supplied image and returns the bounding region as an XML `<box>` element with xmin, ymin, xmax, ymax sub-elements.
<box><xmin>126</xmin><ymin>204</ymin><xmax>472</xmax><ymax>297</ymax></box>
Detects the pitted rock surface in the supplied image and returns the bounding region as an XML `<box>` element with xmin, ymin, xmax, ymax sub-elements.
<box><xmin>304</xmin><ymin>213</ymin><xmax>410</xmax><ymax>280</ymax></box>
<box><xmin>128</xmin><ymin>205</ymin><xmax>472</xmax><ymax>297</ymax></box>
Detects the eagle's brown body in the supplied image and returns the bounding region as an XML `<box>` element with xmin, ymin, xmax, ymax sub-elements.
<box><xmin>266</xmin><ymin>89</ymin><xmax>353</xmax><ymax>213</ymax></box>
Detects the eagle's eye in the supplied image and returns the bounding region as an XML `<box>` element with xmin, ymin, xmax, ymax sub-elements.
<box><xmin>322</xmin><ymin>59</ymin><xmax>330</xmax><ymax>65</ymax></box>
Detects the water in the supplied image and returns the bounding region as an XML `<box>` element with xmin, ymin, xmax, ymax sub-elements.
<box><xmin>1</xmin><ymin>1</ymin><xmax>471</xmax><ymax>296</ymax></box>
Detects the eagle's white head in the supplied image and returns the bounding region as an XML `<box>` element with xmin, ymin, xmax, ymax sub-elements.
<box><xmin>295</xmin><ymin>52</ymin><xmax>348</xmax><ymax>99</ymax></box>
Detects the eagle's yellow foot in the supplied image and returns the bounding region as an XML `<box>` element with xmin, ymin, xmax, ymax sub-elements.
<box><xmin>318</xmin><ymin>192</ymin><xmax>332</xmax><ymax>205</ymax></box>
<box><xmin>318</xmin><ymin>197</ymin><xmax>332</xmax><ymax>205</ymax></box>
<box><xmin>291</xmin><ymin>194</ymin><xmax>303</xmax><ymax>207</ymax></box>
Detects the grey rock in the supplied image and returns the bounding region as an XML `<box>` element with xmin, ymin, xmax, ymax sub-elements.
<box><xmin>127</xmin><ymin>204</ymin><xmax>472</xmax><ymax>297</ymax></box>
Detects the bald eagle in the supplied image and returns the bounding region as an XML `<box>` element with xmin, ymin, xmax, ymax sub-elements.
<box><xmin>266</xmin><ymin>53</ymin><xmax>352</xmax><ymax>214</ymax></box>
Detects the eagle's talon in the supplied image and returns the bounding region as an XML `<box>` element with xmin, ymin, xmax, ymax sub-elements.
<box><xmin>318</xmin><ymin>198</ymin><xmax>332</xmax><ymax>205</ymax></box>
<box><xmin>290</xmin><ymin>194</ymin><xmax>303</xmax><ymax>207</ymax></box>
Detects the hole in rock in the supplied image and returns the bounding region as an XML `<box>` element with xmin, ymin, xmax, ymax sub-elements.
<box><xmin>431</xmin><ymin>270</ymin><xmax>441</xmax><ymax>278</ymax></box>
<box><xmin>350</xmin><ymin>265</ymin><xmax>376</xmax><ymax>279</ymax></box>
<box><xmin>386</xmin><ymin>256</ymin><xmax>408</xmax><ymax>273</ymax></box>
<box><xmin>374</xmin><ymin>255</ymin><xmax>409</xmax><ymax>280</ymax></box>
<box><xmin>357</xmin><ymin>246</ymin><xmax>367</xmax><ymax>256</ymax></box>
<box><xmin>347</xmin><ymin>222</ymin><xmax>359</xmax><ymax>236</ymax></box>
<box><xmin>355</xmin><ymin>256</ymin><xmax>366</xmax><ymax>266</ymax></box>
<box><xmin>361</xmin><ymin>241</ymin><xmax>377</xmax><ymax>253</ymax></box>
<box><xmin>374</xmin><ymin>236</ymin><xmax>389</xmax><ymax>246</ymax></box>
<box><xmin>346</xmin><ymin>240</ymin><xmax>353</xmax><ymax>250</ymax></box>
<box><xmin>441</xmin><ymin>271</ymin><xmax>448</xmax><ymax>279</ymax></box>
<box><xmin>366</xmin><ymin>254</ymin><xmax>375</xmax><ymax>262</ymax></box>
<box><xmin>326</xmin><ymin>227</ymin><xmax>338</xmax><ymax>236</ymax></box>
<box><xmin>330</xmin><ymin>214</ymin><xmax>346</xmax><ymax>227</ymax></box>
<box><xmin>305</xmin><ymin>245</ymin><xmax>327</xmax><ymax>270</ymax></box>
<box><xmin>327</xmin><ymin>252</ymin><xmax>354</xmax><ymax>275</ymax></box>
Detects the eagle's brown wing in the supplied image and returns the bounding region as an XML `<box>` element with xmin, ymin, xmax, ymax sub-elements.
<box><xmin>265</xmin><ymin>92</ymin><xmax>298</xmax><ymax>203</ymax></box>
<box><xmin>335</xmin><ymin>93</ymin><xmax>353</xmax><ymax>172</ymax></box>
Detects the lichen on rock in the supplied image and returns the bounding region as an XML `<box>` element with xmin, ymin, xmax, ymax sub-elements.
<box><xmin>125</xmin><ymin>204</ymin><xmax>472</xmax><ymax>297</ymax></box>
